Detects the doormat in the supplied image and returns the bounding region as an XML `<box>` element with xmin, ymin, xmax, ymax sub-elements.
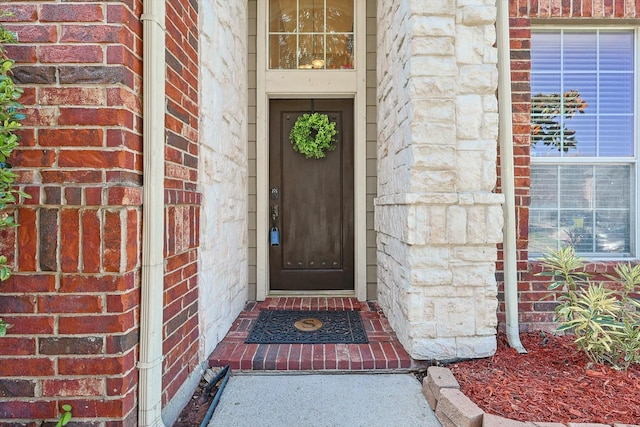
<box><xmin>245</xmin><ymin>310</ymin><xmax>368</xmax><ymax>344</ymax></box>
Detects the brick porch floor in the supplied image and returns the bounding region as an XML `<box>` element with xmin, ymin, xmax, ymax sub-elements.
<box><xmin>208</xmin><ymin>297</ymin><xmax>423</xmax><ymax>372</ymax></box>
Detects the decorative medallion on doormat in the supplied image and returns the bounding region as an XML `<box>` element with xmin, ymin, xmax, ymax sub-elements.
<box><xmin>245</xmin><ymin>310</ymin><xmax>368</xmax><ymax>344</ymax></box>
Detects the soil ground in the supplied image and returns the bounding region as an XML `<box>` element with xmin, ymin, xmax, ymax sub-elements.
<box><xmin>173</xmin><ymin>369</ymin><xmax>223</xmax><ymax>427</ymax></box>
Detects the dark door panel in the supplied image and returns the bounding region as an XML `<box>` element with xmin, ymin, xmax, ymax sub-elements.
<box><xmin>269</xmin><ymin>99</ymin><xmax>354</xmax><ymax>291</ymax></box>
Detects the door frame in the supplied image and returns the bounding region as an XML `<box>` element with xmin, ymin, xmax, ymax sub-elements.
<box><xmin>255</xmin><ymin>1</ymin><xmax>367</xmax><ymax>301</ymax></box>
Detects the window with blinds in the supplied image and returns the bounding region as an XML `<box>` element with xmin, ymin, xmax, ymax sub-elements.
<box><xmin>529</xmin><ymin>29</ymin><xmax>637</xmax><ymax>257</ymax></box>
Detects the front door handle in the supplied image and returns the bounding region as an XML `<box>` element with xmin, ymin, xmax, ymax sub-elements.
<box><xmin>271</xmin><ymin>205</ymin><xmax>279</xmax><ymax>224</ymax></box>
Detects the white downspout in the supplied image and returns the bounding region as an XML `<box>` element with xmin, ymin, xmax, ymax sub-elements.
<box><xmin>496</xmin><ymin>1</ymin><xmax>527</xmax><ymax>353</ymax></box>
<box><xmin>138</xmin><ymin>1</ymin><xmax>168</xmax><ymax>425</ymax></box>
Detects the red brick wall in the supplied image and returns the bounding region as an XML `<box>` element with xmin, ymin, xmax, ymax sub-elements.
<box><xmin>0</xmin><ymin>0</ymin><xmax>201</xmax><ymax>424</ymax></box>
<box><xmin>162</xmin><ymin>0</ymin><xmax>201</xmax><ymax>407</ymax></box>
<box><xmin>499</xmin><ymin>0</ymin><xmax>640</xmax><ymax>331</ymax></box>
<box><xmin>0</xmin><ymin>1</ymin><xmax>143</xmax><ymax>424</ymax></box>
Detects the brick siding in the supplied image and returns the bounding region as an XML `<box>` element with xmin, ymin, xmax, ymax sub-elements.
<box><xmin>0</xmin><ymin>0</ymin><xmax>200</xmax><ymax>424</ymax></box>
<box><xmin>162</xmin><ymin>0</ymin><xmax>201</xmax><ymax>409</ymax></box>
<box><xmin>0</xmin><ymin>1</ymin><xmax>143</xmax><ymax>424</ymax></box>
<box><xmin>499</xmin><ymin>0</ymin><xmax>640</xmax><ymax>331</ymax></box>
<box><xmin>0</xmin><ymin>0</ymin><xmax>638</xmax><ymax>422</ymax></box>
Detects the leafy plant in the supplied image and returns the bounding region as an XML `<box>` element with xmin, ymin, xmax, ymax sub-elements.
<box><xmin>531</xmin><ymin>90</ymin><xmax>587</xmax><ymax>152</ymax></box>
<box><xmin>289</xmin><ymin>112</ymin><xmax>337</xmax><ymax>159</ymax></box>
<box><xmin>539</xmin><ymin>246</ymin><xmax>640</xmax><ymax>369</ymax></box>
<box><xmin>0</xmin><ymin>19</ymin><xmax>27</xmax><ymax>337</ymax></box>
<box><xmin>55</xmin><ymin>404</ymin><xmax>72</xmax><ymax>427</ymax></box>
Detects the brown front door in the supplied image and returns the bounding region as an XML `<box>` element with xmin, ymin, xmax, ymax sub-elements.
<box><xmin>269</xmin><ymin>99</ymin><xmax>354</xmax><ymax>291</ymax></box>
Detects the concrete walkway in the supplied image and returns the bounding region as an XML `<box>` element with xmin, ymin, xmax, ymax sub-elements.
<box><xmin>208</xmin><ymin>373</ymin><xmax>442</xmax><ymax>427</ymax></box>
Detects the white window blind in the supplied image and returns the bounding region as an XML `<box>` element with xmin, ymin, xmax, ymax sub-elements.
<box><xmin>529</xmin><ymin>29</ymin><xmax>636</xmax><ymax>258</ymax></box>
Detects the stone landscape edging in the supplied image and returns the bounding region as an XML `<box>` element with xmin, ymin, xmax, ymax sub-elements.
<box><xmin>422</xmin><ymin>366</ymin><xmax>639</xmax><ymax>427</ymax></box>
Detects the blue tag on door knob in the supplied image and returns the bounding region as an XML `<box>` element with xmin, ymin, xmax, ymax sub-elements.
<box><xmin>270</xmin><ymin>227</ymin><xmax>280</xmax><ymax>246</ymax></box>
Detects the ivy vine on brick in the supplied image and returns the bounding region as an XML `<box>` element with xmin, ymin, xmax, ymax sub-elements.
<box><xmin>0</xmin><ymin>20</ymin><xmax>28</xmax><ymax>336</ymax></box>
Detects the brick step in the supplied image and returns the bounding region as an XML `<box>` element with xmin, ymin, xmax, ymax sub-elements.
<box><xmin>208</xmin><ymin>298</ymin><xmax>417</xmax><ymax>372</ymax></box>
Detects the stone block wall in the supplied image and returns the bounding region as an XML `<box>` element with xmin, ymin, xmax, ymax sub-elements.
<box><xmin>375</xmin><ymin>0</ymin><xmax>503</xmax><ymax>360</ymax></box>
<box><xmin>499</xmin><ymin>0</ymin><xmax>640</xmax><ymax>331</ymax></box>
<box><xmin>198</xmin><ymin>0</ymin><xmax>249</xmax><ymax>357</ymax></box>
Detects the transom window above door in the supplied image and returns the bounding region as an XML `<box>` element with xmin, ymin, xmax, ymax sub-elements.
<box><xmin>269</xmin><ymin>0</ymin><xmax>354</xmax><ymax>70</ymax></box>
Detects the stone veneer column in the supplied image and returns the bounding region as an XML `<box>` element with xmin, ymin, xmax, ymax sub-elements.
<box><xmin>198</xmin><ymin>0</ymin><xmax>249</xmax><ymax>357</ymax></box>
<box><xmin>375</xmin><ymin>0</ymin><xmax>503</xmax><ymax>360</ymax></box>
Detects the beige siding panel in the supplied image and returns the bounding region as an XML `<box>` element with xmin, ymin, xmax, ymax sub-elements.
<box><xmin>248</xmin><ymin>0</ymin><xmax>258</xmax><ymax>298</ymax></box>
<box><xmin>366</xmin><ymin>0</ymin><xmax>378</xmax><ymax>300</ymax></box>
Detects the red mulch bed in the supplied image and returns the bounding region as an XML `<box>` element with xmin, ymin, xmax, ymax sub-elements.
<box><xmin>448</xmin><ymin>331</ymin><xmax>640</xmax><ymax>424</ymax></box>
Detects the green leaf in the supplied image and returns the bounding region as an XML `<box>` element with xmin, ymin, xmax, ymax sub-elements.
<box><xmin>547</xmin><ymin>281</ymin><xmax>564</xmax><ymax>291</ymax></box>
<box><xmin>0</xmin><ymin>266</ymin><xmax>11</xmax><ymax>281</ymax></box>
<box><xmin>537</xmin><ymin>271</ymin><xmax>557</xmax><ymax>277</ymax></box>
<box><xmin>55</xmin><ymin>404</ymin><xmax>72</xmax><ymax>427</ymax></box>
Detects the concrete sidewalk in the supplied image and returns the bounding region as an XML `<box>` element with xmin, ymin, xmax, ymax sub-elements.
<box><xmin>208</xmin><ymin>373</ymin><xmax>442</xmax><ymax>427</ymax></box>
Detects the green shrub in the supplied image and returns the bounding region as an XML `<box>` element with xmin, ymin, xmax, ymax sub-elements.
<box><xmin>539</xmin><ymin>246</ymin><xmax>640</xmax><ymax>370</ymax></box>
<box><xmin>0</xmin><ymin>20</ymin><xmax>27</xmax><ymax>336</ymax></box>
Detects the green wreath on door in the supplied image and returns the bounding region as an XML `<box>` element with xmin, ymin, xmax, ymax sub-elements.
<box><xmin>289</xmin><ymin>112</ymin><xmax>337</xmax><ymax>159</ymax></box>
